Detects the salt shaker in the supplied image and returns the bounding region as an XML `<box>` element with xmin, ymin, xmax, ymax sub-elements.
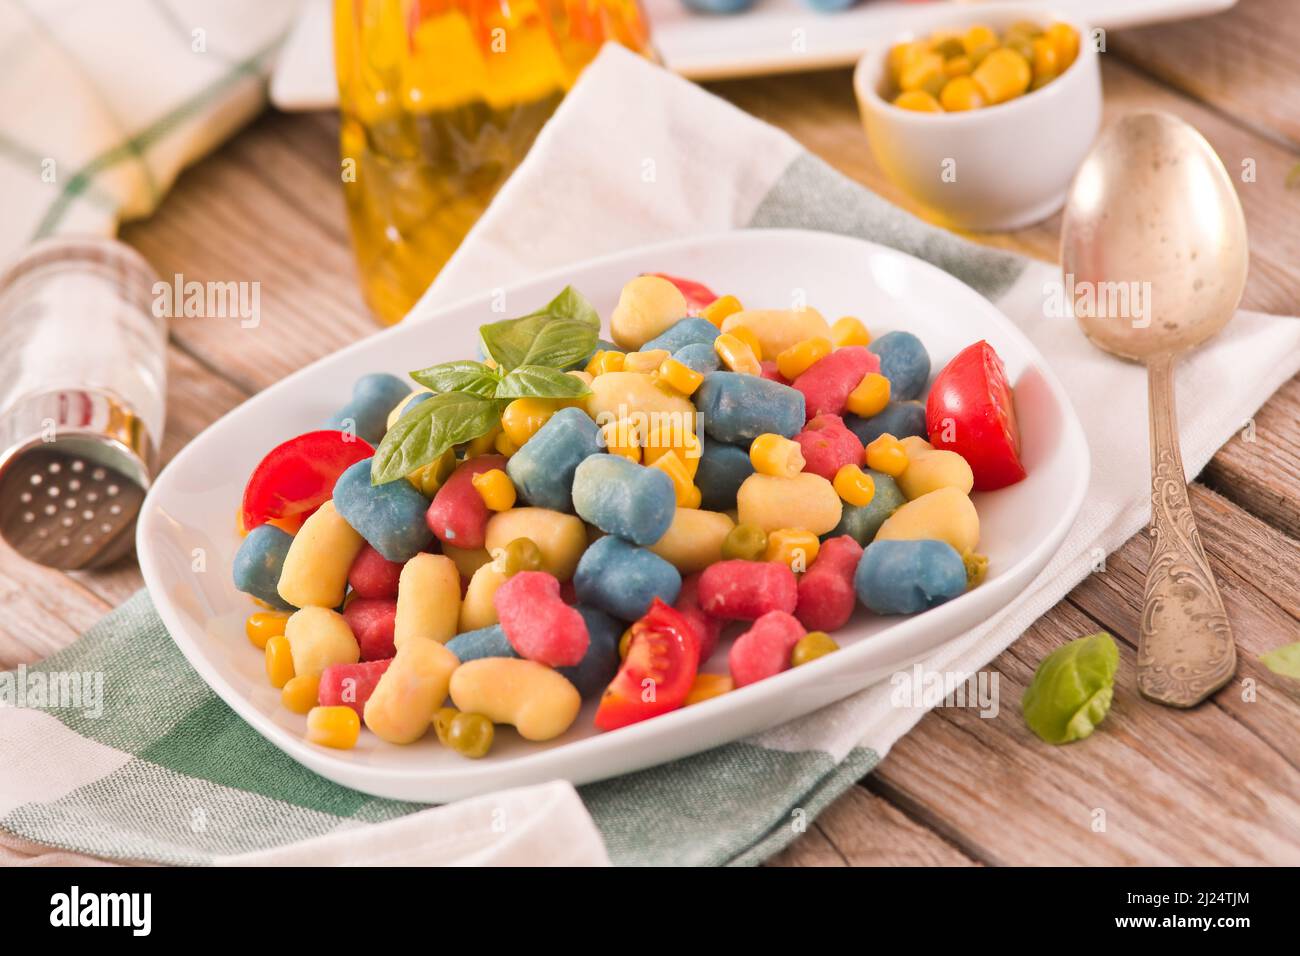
<box><xmin>0</xmin><ymin>237</ymin><xmax>167</xmax><ymax>569</ymax></box>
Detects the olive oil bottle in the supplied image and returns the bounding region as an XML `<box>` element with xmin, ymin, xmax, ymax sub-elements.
<box><xmin>335</xmin><ymin>0</ymin><xmax>651</xmax><ymax>324</ymax></box>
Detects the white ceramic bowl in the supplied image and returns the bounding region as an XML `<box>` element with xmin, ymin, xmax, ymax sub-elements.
<box><xmin>137</xmin><ymin>230</ymin><xmax>1089</xmax><ymax>802</ymax></box>
<box><xmin>854</xmin><ymin>5</ymin><xmax>1102</xmax><ymax>231</ymax></box>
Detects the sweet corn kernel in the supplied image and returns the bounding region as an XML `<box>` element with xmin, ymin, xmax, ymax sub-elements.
<box><xmin>1007</xmin><ymin>19</ymin><xmax>1044</xmax><ymax>39</ymax></box>
<box><xmin>749</xmin><ymin>433</ymin><xmax>806</xmax><ymax>479</ymax></box>
<box><xmin>656</xmin><ymin>357</ymin><xmax>705</xmax><ymax>396</ymax></box>
<box><xmin>940</xmin><ymin>75</ymin><xmax>986</xmax><ymax>112</ymax></box>
<box><xmin>887</xmin><ymin>40</ymin><xmax>928</xmax><ymax>82</ymax></box>
<box><xmin>245</xmin><ymin>611</ymin><xmax>290</xmax><ymax>650</ymax></box>
<box><xmin>893</xmin><ymin>89</ymin><xmax>943</xmax><ymax>112</ymax></box>
<box><xmin>1045</xmin><ymin>22</ymin><xmax>1079</xmax><ymax>70</ymax></box>
<box><xmin>1030</xmin><ymin>37</ymin><xmax>1059</xmax><ymax>88</ymax></box>
<box><xmin>601</xmin><ymin>419</ymin><xmax>642</xmax><ymax>463</ymax></box>
<box><xmin>963</xmin><ymin>24</ymin><xmax>999</xmax><ymax>63</ymax></box>
<box><xmin>899</xmin><ymin>51</ymin><xmax>946</xmax><ymax>96</ymax></box>
<box><xmin>775</xmin><ymin>337</ymin><xmax>832</xmax><ymax>381</ymax></box>
<box><xmin>306</xmin><ymin>705</ymin><xmax>361</xmax><ymax>750</ymax></box>
<box><xmin>500</xmin><ymin>398</ymin><xmax>556</xmax><ymax>448</ymax></box>
<box><xmin>465</xmin><ymin>425</ymin><xmax>501</xmax><ymax>458</ymax></box>
<box><xmin>650</xmin><ymin>450</ymin><xmax>702</xmax><ymax>508</ymax></box>
<box><xmin>833</xmin><ymin>464</ymin><xmax>877</xmax><ymax>507</ymax></box>
<box><xmin>714</xmin><ymin>333</ymin><xmax>762</xmax><ymax>375</ymax></box>
<box><xmin>643</xmin><ymin>427</ymin><xmax>700</xmax><ymax>479</ymax></box>
<box><xmin>623</xmin><ymin>349</ymin><xmax>671</xmax><ymax>374</ymax></box>
<box><xmin>493</xmin><ymin>430</ymin><xmax>519</xmax><ymax>457</ymax></box>
<box><xmin>586</xmin><ymin>349</ymin><xmax>625</xmax><ymax>377</ymax></box>
<box><xmin>830</xmin><ymin>316</ymin><xmax>871</xmax><ymax>348</ymax></box>
<box><xmin>701</xmin><ymin>294</ymin><xmax>743</xmax><ymax>328</ymax></box>
<box><xmin>685</xmin><ymin>673</ymin><xmax>734</xmax><ymax>706</ymax></box>
<box><xmin>472</xmin><ymin>468</ymin><xmax>517</xmax><ymax>511</ymax></box>
<box><xmin>972</xmin><ymin>48</ymin><xmax>1031</xmax><ymax>105</ymax></box>
<box><xmin>943</xmin><ymin>55</ymin><xmax>973</xmax><ymax>77</ymax></box>
<box><xmin>264</xmin><ymin>635</ymin><xmax>294</xmax><ymax>689</ymax></box>
<box><xmin>866</xmin><ymin>433</ymin><xmax>909</xmax><ymax>477</ymax></box>
<box><xmin>407</xmin><ymin>447</ymin><xmax>457</xmax><ymax>496</ymax></box>
<box><xmin>281</xmin><ymin>674</ymin><xmax>320</xmax><ymax>714</ymax></box>
<box><xmin>728</xmin><ymin>326</ymin><xmax>764</xmax><ymax>361</ymax></box>
<box><xmin>765</xmin><ymin>528</ymin><xmax>821</xmax><ymax>571</ymax></box>
<box><xmin>846</xmin><ymin>372</ymin><xmax>892</xmax><ymax>418</ymax></box>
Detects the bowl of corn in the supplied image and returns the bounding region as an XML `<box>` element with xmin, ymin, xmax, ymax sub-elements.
<box><xmin>853</xmin><ymin>5</ymin><xmax>1101</xmax><ymax>231</ymax></box>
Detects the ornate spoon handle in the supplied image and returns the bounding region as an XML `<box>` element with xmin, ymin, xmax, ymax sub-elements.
<box><xmin>1137</xmin><ymin>354</ymin><xmax>1236</xmax><ymax>707</ymax></box>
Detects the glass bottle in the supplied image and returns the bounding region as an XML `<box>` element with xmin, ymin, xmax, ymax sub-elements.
<box><xmin>335</xmin><ymin>0</ymin><xmax>652</xmax><ymax>325</ymax></box>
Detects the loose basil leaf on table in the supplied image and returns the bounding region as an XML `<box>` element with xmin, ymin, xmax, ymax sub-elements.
<box><xmin>495</xmin><ymin>364</ymin><xmax>593</xmax><ymax>400</ymax></box>
<box><xmin>1021</xmin><ymin>631</ymin><xmax>1119</xmax><ymax>745</ymax></box>
<box><xmin>410</xmin><ymin>360</ymin><xmax>501</xmax><ymax>397</ymax></box>
<box><xmin>371</xmin><ymin>391</ymin><xmax>502</xmax><ymax>485</ymax></box>
<box><xmin>1261</xmin><ymin>642</ymin><xmax>1300</xmax><ymax>680</ymax></box>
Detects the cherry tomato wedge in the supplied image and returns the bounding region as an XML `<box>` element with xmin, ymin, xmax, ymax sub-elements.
<box><xmin>241</xmin><ymin>430</ymin><xmax>375</xmax><ymax>530</ymax></box>
<box><xmin>925</xmin><ymin>340</ymin><xmax>1026</xmax><ymax>491</ymax></box>
<box><xmin>646</xmin><ymin>273</ymin><xmax>718</xmax><ymax>314</ymax></box>
<box><xmin>594</xmin><ymin>599</ymin><xmax>700</xmax><ymax>731</ymax></box>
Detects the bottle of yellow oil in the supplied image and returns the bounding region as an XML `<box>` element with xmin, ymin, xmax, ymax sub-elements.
<box><xmin>335</xmin><ymin>0</ymin><xmax>652</xmax><ymax>324</ymax></box>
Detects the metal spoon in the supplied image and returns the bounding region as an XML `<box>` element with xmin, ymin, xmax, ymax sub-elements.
<box><xmin>1060</xmin><ymin>112</ymin><xmax>1247</xmax><ymax>708</ymax></box>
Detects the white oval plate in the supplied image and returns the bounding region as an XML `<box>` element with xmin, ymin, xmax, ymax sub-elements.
<box><xmin>137</xmin><ymin>229</ymin><xmax>1088</xmax><ymax>802</ymax></box>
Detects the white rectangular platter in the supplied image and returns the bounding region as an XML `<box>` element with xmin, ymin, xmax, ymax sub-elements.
<box><xmin>137</xmin><ymin>229</ymin><xmax>1089</xmax><ymax>802</ymax></box>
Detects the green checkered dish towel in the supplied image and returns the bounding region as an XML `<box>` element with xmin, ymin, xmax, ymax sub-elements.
<box><xmin>4</xmin><ymin>46</ymin><xmax>1299</xmax><ymax>866</ymax></box>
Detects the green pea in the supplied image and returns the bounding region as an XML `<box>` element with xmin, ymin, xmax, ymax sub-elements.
<box><xmin>447</xmin><ymin>712</ymin><xmax>495</xmax><ymax>759</ymax></box>
<box><xmin>791</xmin><ymin>631</ymin><xmax>839</xmax><ymax>667</ymax></box>
<box><xmin>432</xmin><ymin>706</ymin><xmax>458</xmax><ymax>746</ymax></box>
<box><xmin>721</xmin><ymin>523</ymin><xmax>768</xmax><ymax>562</ymax></box>
<box><xmin>503</xmin><ymin>537</ymin><xmax>543</xmax><ymax>576</ymax></box>
<box><xmin>1021</xmin><ymin>632</ymin><xmax>1118</xmax><ymax>744</ymax></box>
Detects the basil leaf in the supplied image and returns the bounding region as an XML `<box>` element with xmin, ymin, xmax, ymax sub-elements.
<box><xmin>1021</xmin><ymin>632</ymin><xmax>1118</xmax><ymax>745</ymax></box>
<box><xmin>370</xmin><ymin>391</ymin><xmax>501</xmax><ymax>485</ymax></box>
<box><xmin>479</xmin><ymin>316</ymin><xmax>597</xmax><ymax>372</ymax></box>
<box><xmin>495</xmin><ymin>364</ymin><xmax>593</xmax><ymax>400</ymax></box>
<box><xmin>479</xmin><ymin>315</ymin><xmax>549</xmax><ymax>371</ymax></box>
<box><xmin>520</xmin><ymin>319</ymin><xmax>598</xmax><ymax>369</ymax></box>
<box><xmin>410</xmin><ymin>360</ymin><xmax>500</xmax><ymax>397</ymax></box>
<box><xmin>525</xmin><ymin>285</ymin><xmax>600</xmax><ymax>329</ymax></box>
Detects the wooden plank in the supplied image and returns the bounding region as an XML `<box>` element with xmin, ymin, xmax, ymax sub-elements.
<box><xmin>119</xmin><ymin>125</ymin><xmax>372</xmax><ymax>396</ymax></box>
<box><xmin>765</xmin><ymin>823</ymin><xmax>848</xmax><ymax>867</ymax></box>
<box><xmin>1111</xmin><ymin>0</ymin><xmax>1300</xmax><ymax>149</ymax></box>
<box><xmin>1202</xmin><ymin>376</ymin><xmax>1300</xmax><ymax>538</ymax></box>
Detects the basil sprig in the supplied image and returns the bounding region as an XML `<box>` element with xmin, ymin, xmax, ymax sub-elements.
<box><xmin>370</xmin><ymin>286</ymin><xmax>599</xmax><ymax>485</ymax></box>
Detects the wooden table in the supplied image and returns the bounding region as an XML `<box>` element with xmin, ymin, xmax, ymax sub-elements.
<box><xmin>2</xmin><ymin>0</ymin><xmax>1297</xmax><ymax>866</ymax></box>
